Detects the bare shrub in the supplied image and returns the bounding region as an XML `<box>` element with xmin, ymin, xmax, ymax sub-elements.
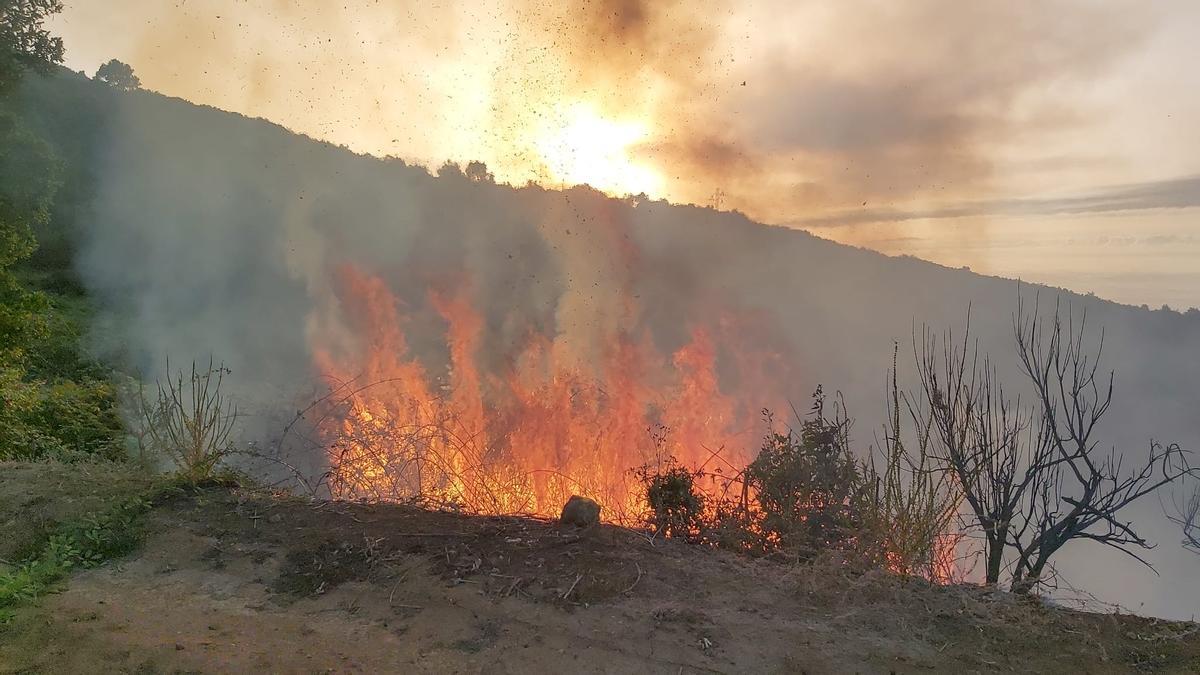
<box><xmin>858</xmin><ymin>348</ymin><xmax>963</xmax><ymax>581</ymax></box>
<box><xmin>138</xmin><ymin>358</ymin><xmax>238</xmax><ymax>481</ymax></box>
<box><xmin>1165</xmin><ymin>482</ymin><xmax>1200</xmax><ymax>555</ymax></box>
<box><xmin>915</xmin><ymin>311</ymin><xmax>1052</xmax><ymax>586</ymax></box>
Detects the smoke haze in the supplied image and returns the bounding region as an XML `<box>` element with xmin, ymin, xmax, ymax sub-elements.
<box><xmin>15</xmin><ymin>69</ymin><xmax>1200</xmax><ymax>619</ymax></box>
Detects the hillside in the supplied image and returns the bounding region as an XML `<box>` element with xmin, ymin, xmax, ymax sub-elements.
<box><xmin>9</xmin><ymin>69</ymin><xmax>1200</xmax><ymax>620</ymax></box>
<box><xmin>3</xmin><ymin>461</ymin><xmax>1200</xmax><ymax>673</ymax></box>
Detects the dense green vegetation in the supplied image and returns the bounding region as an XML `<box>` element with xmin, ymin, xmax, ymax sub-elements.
<box><xmin>1</xmin><ymin>1</ymin><xmax>125</xmax><ymax>462</ymax></box>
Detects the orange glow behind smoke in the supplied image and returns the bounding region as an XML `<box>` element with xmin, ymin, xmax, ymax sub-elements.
<box><xmin>534</xmin><ymin>103</ymin><xmax>664</xmax><ymax>196</ymax></box>
<box><xmin>312</xmin><ymin>265</ymin><xmax>783</xmax><ymax>522</ymax></box>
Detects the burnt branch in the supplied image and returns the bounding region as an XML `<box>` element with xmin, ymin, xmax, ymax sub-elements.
<box><xmin>915</xmin><ymin>294</ymin><xmax>1194</xmax><ymax>594</ymax></box>
<box><xmin>914</xmin><ymin>308</ymin><xmax>1053</xmax><ymax>585</ymax></box>
<box><xmin>1007</xmin><ymin>292</ymin><xmax>1194</xmax><ymax>593</ymax></box>
<box><xmin>1164</xmin><ymin>480</ymin><xmax>1200</xmax><ymax>555</ymax></box>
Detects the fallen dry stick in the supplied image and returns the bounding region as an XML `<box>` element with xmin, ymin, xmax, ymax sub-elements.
<box><xmin>562</xmin><ymin>573</ymin><xmax>583</xmax><ymax>600</ymax></box>
<box><xmin>622</xmin><ymin>562</ymin><xmax>642</xmax><ymax>594</ymax></box>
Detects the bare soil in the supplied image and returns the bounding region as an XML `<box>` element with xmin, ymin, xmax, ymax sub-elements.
<box><xmin>2</xmin><ymin>465</ymin><xmax>1199</xmax><ymax>673</ymax></box>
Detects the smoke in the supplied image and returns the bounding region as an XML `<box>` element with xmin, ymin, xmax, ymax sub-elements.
<box><xmin>52</xmin><ymin>0</ymin><xmax>1167</xmax><ymax>224</ymax></box>
<box><xmin>25</xmin><ymin>0</ymin><xmax>1199</xmax><ymax>620</ymax></box>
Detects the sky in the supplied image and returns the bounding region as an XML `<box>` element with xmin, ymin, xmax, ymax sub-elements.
<box><xmin>49</xmin><ymin>1</ymin><xmax>1200</xmax><ymax>309</ymax></box>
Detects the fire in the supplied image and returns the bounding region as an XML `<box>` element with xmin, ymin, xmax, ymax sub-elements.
<box><xmin>303</xmin><ymin>205</ymin><xmax>963</xmax><ymax>585</ymax></box>
<box><xmin>534</xmin><ymin>102</ymin><xmax>663</xmax><ymax>196</ymax></box>
<box><xmin>311</xmin><ymin>264</ymin><xmax>781</xmax><ymax>522</ymax></box>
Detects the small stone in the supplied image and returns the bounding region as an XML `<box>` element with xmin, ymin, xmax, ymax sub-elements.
<box><xmin>559</xmin><ymin>495</ymin><xmax>601</xmax><ymax>528</ymax></box>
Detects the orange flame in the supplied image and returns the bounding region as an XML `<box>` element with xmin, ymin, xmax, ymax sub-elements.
<box><xmin>308</xmin><ymin>263</ymin><xmax>964</xmax><ymax>586</ymax></box>
<box><xmin>311</xmin><ymin>263</ymin><xmax>784</xmax><ymax>523</ymax></box>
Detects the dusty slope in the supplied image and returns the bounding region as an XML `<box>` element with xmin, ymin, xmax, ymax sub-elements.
<box><xmin>3</xmin><ymin>467</ymin><xmax>1199</xmax><ymax>673</ymax></box>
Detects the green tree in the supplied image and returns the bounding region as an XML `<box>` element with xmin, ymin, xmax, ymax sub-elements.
<box><xmin>0</xmin><ymin>1</ymin><xmax>124</xmax><ymax>462</ymax></box>
<box><xmin>1</xmin><ymin>0</ymin><xmax>65</xmax><ymax>92</ymax></box>
<box><xmin>0</xmin><ymin>94</ymin><xmax>60</xmax><ymax>363</ymax></box>
<box><xmin>1</xmin><ymin>0</ymin><xmax>64</xmax><ymax>293</ymax></box>
<box><xmin>94</xmin><ymin>58</ymin><xmax>140</xmax><ymax>91</ymax></box>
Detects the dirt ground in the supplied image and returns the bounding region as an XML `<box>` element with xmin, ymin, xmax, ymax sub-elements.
<box><xmin>3</xmin><ymin>466</ymin><xmax>1200</xmax><ymax>673</ymax></box>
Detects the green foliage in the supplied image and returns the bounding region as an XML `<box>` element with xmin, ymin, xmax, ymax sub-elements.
<box><xmin>0</xmin><ymin>492</ymin><xmax>152</xmax><ymax>622</ymax></box>
<box><xmin>0</xmin><ymin>109</ymin><xmax>61</xmax><ymax>362</ymax></box>
<box><xmin>0</xmin><ymin>285</ymin><xmax>125</xmax><ymax>461</ymax></box>
<box><xmin>0</xmin><ymin>373</ymin><xmax>124</xmax><ymax>461</ymax></box>
<box><xmin>0</xmin><ymin>111</ymin><xmax>59</xmax><ymax>272</ymax></box>
<box><xmin>639</xmin><ymin>459</ymin><xmax>706</xmax><ymax>538</ymax></box>
<box><xmin>0</xmin><ymin>8</ymin><xmax>127</xmax><ymax>464</ymax></box>
<box><xmin>745</xmin><ymin>391</ymin><xmax>866</xmax><ymax>558</ymax></box>
<box><xmin>93</xmin><ymin>58</ymin><xmax>139</xmax><ymax>91</ymax></box>
<box><xmin>0</xmin><ymin>0</ymin><xmax>65</xmax><ymax>93</ymax></box>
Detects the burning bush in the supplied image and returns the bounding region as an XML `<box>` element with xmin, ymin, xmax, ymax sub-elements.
<box><xmin>634</xmin><ymin>386</ymin><xmax>963</xmax><ymax>582</ymax></box>
<box><xmin>634</xmin><ymin>390</ymin><xmax>868</xmax><ymax>557</ymax></box>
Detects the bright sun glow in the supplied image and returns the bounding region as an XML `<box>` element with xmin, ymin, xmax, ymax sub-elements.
<box><xmin>534</xmin><ymin>103</ymin><xmax>664</xmax><ymax>197</ymax></box>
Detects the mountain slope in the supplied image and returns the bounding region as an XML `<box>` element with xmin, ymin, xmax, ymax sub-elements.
<box><xmin>11</xmin><ymin>70</ymin><xmax>1200</xmax><ymax>619</ymax></box>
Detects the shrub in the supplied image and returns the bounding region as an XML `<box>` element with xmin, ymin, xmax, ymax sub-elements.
<box><xmin>745</xmin><ymin>393</ymin><xmax>866</xmax><ymax>559</ymax></box>
<box><xmin>137</xmin><ymin>359</ymin><xmax>238</xmax><ymax>481</ymax></box>
<box><xmin>634</xmin><ymin>385</ymin><xmax>959</xmax><ymax>583</ymax></box>
<box><xmin>0</xmin><ymin>493</ymin><xmax>153</xmax><ymax>621</ymax></box>
<box><xmin>639</xmin><ymin>459</ymin><xmax>707</xmax><ymax>538</ymax></box>
<box><xmin>855</xmin><ymin>355</ymin><xmax>963</xmax><ymax>580</ymax></box>
<box><xmin>0</xmin><ymin>365</ymin><xmax>124</xmax><ymax>462</ymax></box>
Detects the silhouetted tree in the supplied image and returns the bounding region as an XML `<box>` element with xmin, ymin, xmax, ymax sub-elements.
<box><xmin>915</xmin><ymin>313</ymin><xmax>1054</xmax><ymax>586</ymax></box>
<box><xmin>1009</xmin><ymin>296</ymin><xmax>1192</xmax><ymax>592</ymax></box>
<box><xmin>0</xmin><ymin>0</ymin><xmax>65</xmax><ymax>92</ymax></box>
<box><xmin>436</xmin><ymin>160</ymin><xmax>463</xmax><ymax>179</ymax></box>
<box><xmin>464</xmin><ymin>160</ymin><xmax>493</xmax><ymax>183</ymax></box>
<box><xmin>1165</xmin><ymin>482</ymin><xmax>1200</xmax><ymax>555</ymax></box>
<box><xmin>94</xmin><ymin>58</ymin><xmax>140</xmax><ymax>90</ymax></box>
<box><xmin>918</xmin><ymin>298</ymin><xmax>1194</xmax><ymax>593</ymax></box>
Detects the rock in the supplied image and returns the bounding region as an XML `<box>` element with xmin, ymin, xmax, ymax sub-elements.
<box><xmin>559</xmin><ymin>495</ymin><xmax>601</xmax><ymax>528</ymax></box>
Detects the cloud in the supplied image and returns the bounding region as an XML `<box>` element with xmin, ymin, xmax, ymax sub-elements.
<box><xmin>797</xmin><ymin>174</ymin><xmax>1200</xmax><ymax>227</ymax></box>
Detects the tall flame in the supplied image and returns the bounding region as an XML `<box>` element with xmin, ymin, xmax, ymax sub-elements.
<box><xmin>310</xmin><ymin>261</ymin><xmax>785</xmax><ymax>522</ymax></box>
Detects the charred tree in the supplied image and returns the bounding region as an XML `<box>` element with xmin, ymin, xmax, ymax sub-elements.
<box><xmin>915</xmin><ymin>311</ymin><xmax>1054</xmax><ymax>586</ymax></box>
<box><xmin>1164</xmin><ymin>482</ymin><xmax>1200</xmax><ymax>555</ymax></box>
<box><xmin>917</xmin><ymin>297</ymin><xmax>1193</xmax><ymax>593</ymax></box>
<box><xmin>1005</xmin><ymin>295</ymin><xmax>1192</xmax><ymax>593</ymax></box>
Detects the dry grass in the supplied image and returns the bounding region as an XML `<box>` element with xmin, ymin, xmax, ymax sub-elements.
<box><xmin>4</xmin><ymin>466</ymin><xmax>1199</xmax><ymax>673</ymax></box>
